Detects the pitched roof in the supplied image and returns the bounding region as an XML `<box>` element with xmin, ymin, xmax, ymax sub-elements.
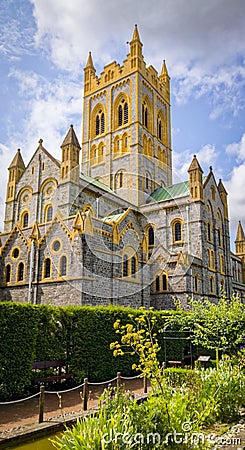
<box><xmin>103</xmin><ymin>212</ymin><xmax>126</xmax><ymax>223</ymax></box>
<box><xmin>85</xmin><ymin>51</ymin><xmax>95</xmax><ymax>71</ymax></box>
<box><xmin>8</xmin><ymin>149</ymin><xmax>25</xmax><ymax>170</ymax></box>
<box><xmin>218</xmin><ymin>179</ymin><xmax>228</xmax><ymax>195</ymax></box>
<box><xmin>188</xmin><ymin>155</ymin><xmax>203</xmax><ymax>173</ymax></box>
<box><xmin>160</xmin><ymin>60</ymin><xmax>169</xmax><ymax>78</ymax></box>
<box><xmin>79</xmin><ymin>173</ymin><xmax>114</xmax><ymax>194</ymax></box>
<box><xmin>235</xmin><ymin>221</ymin><xmax>245</xmax><ymax>242</ymax></box>
<box><xmin>131</xmin><ymin>24</ymin><xmax>142</xmax><ymax>43</ymax></box>
<box><xmin>61</xmin><ymin>125</ymin><xmax>81</xmax><ymax>148</ymax></box>
<box><xmin>147</xmin><ymin>181</ymin><xmax>190</xmax><ymax>203</ymax></box>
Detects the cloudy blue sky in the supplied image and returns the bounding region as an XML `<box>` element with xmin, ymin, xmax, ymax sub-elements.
<box><xmin>0</xmin><ymin>0</ymin><xmax>245</xmax><ymax>247</ymax></box>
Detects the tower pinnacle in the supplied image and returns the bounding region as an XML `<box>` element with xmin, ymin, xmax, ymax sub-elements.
<box><xmin>85</xmin><ymin>51</ymin><xmax>95</xmax><ymax>71</ymax></box>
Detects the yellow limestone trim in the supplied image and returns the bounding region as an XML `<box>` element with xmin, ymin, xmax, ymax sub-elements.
<box><xmin>177</xmin><ymin>251</ymin><xmax>190</xmax><ymax>267</ymax></box>
<box><xmin>29</xmin><ymin>222</ymin><xmax>40</xmax><ymax>241</ymax></box>
<box><xmin>39</xmin><ymin>214</ymin><xmax>73</xmax><ymax>247</ymax></box>
<box><xmin>73</xmin><ymin>209</ymin><xmax>94</xmax><ymax>236</ymax></box>
<box><xmin>141</xmin><ymin>232</ymin><xmax>148</xmax><ymax>254</ymax></box>
<box><xmin>104</xmin><ymin>208</ymin><xmax>131</xmax><ymax>225</ymax></box>
<box><xmin>0</xmin><ymin>223</ymin><xmax>29</xmax><ymax>255</ymax></box>
<box><xmin>112</xmin><ymin>222</ymin><xmax>120</xmax><ymax>244</ymax></box>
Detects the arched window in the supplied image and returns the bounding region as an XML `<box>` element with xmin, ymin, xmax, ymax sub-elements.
<box><xmin>22</xmin><ymin>212</ymin><xmax>29</xmax><ymax>228</ymax></box>
<box><xmin>123</xmin><ymin>255</ymin><xmax>128</xmax><ymax>277</ymax></box>
<box><xmin>145</xmin><ymin>172</ymin><xmax>149</xmax><ymax>190</ymax></box>
<box><xmin>155</xmin><ymin>275</ymin><xmax>160</xmax><ymax>292</ymax></box>
<box><xmin>90</xmin><ymin>144</ymin><xmax>97</xmax><ymax>163</ymax></box>
<box><xmin>124</xmin><ymin>102</ymin><xmax>128</xmax><ymax>124</ymax></box>
<box><xmin>217</xmin><ymin>228</ymin><xmax>222</xmax><ymax>247</ymax></box>
<box><xmin>162</xmin><ymin>273</ymin><xmax>167</xmax><ymax>291</ymax></box>
<box><xmin>158</xmin><ymin>147</ymin><xmax>167</xmax><ymax>165</ymax></box>
<box><xmin>142</xmin><ymin>103</ymin><xmax>148</xmax><ymax>128</ymax></box>
<box><xmin>174</xmin><ymin>222</ymin><xmax>181</xmax><ymax>242</ymax></box>
<box><xmin>210</xmin><ymin>276</ymin><xmax>214</xmax><ymax>294</ymax></box>
<box><xmin>122</xmin><ymin>133</ymin><xmax>128</xmax><ymax>152</ymax></box>
<box><xmin>98</xmin><ymin>143</ymin><xmax>104</xmax><ymax>158</ymax></box>
<box><xmin>119</xmin><ymin>171</ymin><xmax>123</xmax><ymax>188</ymax></box>
<box><xmin>154</xmin><ymin>271</ymin><xmax>168</xmax><ymax>292</ymax></box>
<box><xmin>17</xmin><ymin>262</ymin><xmax>24</xmax><ymax>282</ymax></box>
<box><xmin>118</xmin><ymin>104</ymin><xmax>123</xmax><ymax>126</ymax></box>
<box><xmin>147</xmin><ymin>226</ymin><xmax>155</xmax><ymax>259</ymax></box>
<box><xmin>117</xmin><ymin>99</ymin><xmax>128</xmax><ymax>127</ymax></box>
<box><xmin>157</xmin><ymin>116</ymin><xmax>162</xmax><ymax>140</ymax></box>
<box><xmin>147</xmin><ymin>138</ymin><xmax>153</xmax><ymax>157</ymax></box>
<box><xmin>208</xmin><ymin>249</ymin><xmax>215</xmax><ymax>270</ymax></box>
<box><xmin>194</xmin><ymin>274</ymin><xmax>198</xmax><ymax>293</ymax></box>
<box><xmin>46</xmin><ymin>205</ymin><xmax>53</xmax><ymax>222</ymax></box>
<box><xmin>114</xmin><ymin>136</ymin><xmax>120</xmax><ymax>154</ymax></box>
<box><xmin>60</xmin><ymin>255</ymin><xmax>67</xmax><ymax>277</ymax></box>
<box><xmin>6</xmin><ymin>264</ymin><xmax>11</xmax><ymax>283</ymax></box>
<box><xmin>143</xmin><ymin>134</ymin><xmax>148</xmax><ymax>155</ymax></box>
<box><xmin>95</xmin><ymin>110</ymin><xmax>105</xmax><ymax>136</ymax></box>
<box><xmin>207</xmin><ymin>222</ymin><xmax>211</xmax><ymax>241</ymax></box>
<box><xmin>115</xmin><ymin>171</ymin><xmax>125</xmax><ymax>190</ymax></box>
<box><xmin>44</xmin><ymin>258</ymin><xmax>51</xmax><ymax>278</ymax></box>
<box><xmin>96</xmin><ymin>115</ymin><xmax>100</xmax><ymax>135</ymax></box>
<box><xmin>220</xmin><ymin>254</ymin><xmax>225</xmax><ymax>274</ymax></box>
<box><xmin>101</xmin><ymin>112</ymin><xmax>105</xmax><ymax>133</ymax></box>
<box><xmin>148</xmin><ymin>227</ymin><xmax>154</xmax><ymax>246</ymax></box>
<box><xmin>131</xmin><ymin>256</ymin><xmax>136</xmax><ymax>278</ymax></box>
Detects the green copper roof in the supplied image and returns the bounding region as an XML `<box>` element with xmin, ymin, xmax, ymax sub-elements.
<box><xmin>80</xmin><ymin>173</ymin><xmax>114</xmax><ymax>194</ymax></box>
<box><xmin>147</xmin><ymin>181</ymin><xmax>190</xmax><ymax>203</ymax></box>
<box><xmin>103</xmin><ymin>212</ymin><xmax>126</xmax><ymax>223</ymax></box>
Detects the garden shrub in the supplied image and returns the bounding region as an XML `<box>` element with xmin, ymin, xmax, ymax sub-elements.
<box><xmin>0</xmin><ymin>303</ymin><xmax>185</xmax><ymax>399</ymax></box>
<box><xmin>0</xmin><ymin>303</ymin><xmax>39</xmax><ymax>400</ymax></box>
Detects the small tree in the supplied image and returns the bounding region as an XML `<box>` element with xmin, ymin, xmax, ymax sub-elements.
<box><xmin>110</xmin><ymin>308</ymin><xmax>164</xmax><ymax>393</ymax></box>
<box><xmin>171</xmin><ymin>293</ymin><xmax>245</xmax><ymax>361</ymax></box>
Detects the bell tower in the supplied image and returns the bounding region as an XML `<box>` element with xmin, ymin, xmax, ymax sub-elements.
<box><xmin>81</xmin><ymin>25</ymin><xmax>172</xmax><ymax>205</ymax></box>
<box><xmin>188</xmin><ymin>155</ymin><xmax>204</xmax><ymax>202</ymax></box>
<box><xmin>58</xmin><ymin>125</ymin><xmax>81</xmax><ymax>217</ymax></box>
<box><xmin>235</xmin><ymin>221</ymin><xmax>245</xmax><ymax>283</ymax></box>
<box><xmin>4</xmin><ymin>148</ymin><xmax>25</xmax><ymax>232</ymax></box>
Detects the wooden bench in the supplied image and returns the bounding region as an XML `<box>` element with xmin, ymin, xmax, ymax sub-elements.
<box><xmin>32</xmin><ymin>360</ymin><xmax>74</xmax><ymax>385</ymax></box>
<box><xmin>168</xmin><ymin>360</ymin><xmax>182</xmax><ymax>368</ymax></box>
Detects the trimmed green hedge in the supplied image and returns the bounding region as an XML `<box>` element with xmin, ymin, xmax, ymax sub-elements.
<box><xmin>0</xmin><ymin>303</ymin><xmax>186</xmax><ymax>400</ymax></box>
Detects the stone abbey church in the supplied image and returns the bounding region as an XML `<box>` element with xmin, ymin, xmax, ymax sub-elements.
<box><xmin>1</xmin><ymin>26</ymin><xmax>245</xmax><ymax>309</ymax></box>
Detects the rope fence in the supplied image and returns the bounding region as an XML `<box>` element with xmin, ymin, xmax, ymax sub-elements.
<box><xmin>0</xmin><ymin>391</ymin><xmax>40</xmax><ymax>405</ymax></box>
<box><xmin>0</xmin><ymin>372</ymin><xmax>149</xmax><ymax>424</ymax></box>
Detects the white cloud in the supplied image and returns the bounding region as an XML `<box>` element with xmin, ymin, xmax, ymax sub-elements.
<box><xmin>173</xmin><ymin>64</ymin><xmax>245</xmax><ymax>119</ymax></box>
<box><xmin>222</xmin><ymin>134</ymin><xmax>245</xmax><ymax>245</ymax></box>
<box><xmin>8</xmin><ymin>69</ymin><xmax>82</xmax><ymax>160</ymax></box>
<box><xmin>0</xmin><ymin>70</ymin><xmax>82</xmax><ymax>231</ymax></box>
<box><xmin>0</xmin><ymin>0</ymin><xmax>36</xmax><ymax>58</ymax></box>
<box><xmin>30</xmin><ymin>0</ymin><xmax>245</xmax><ymax>69</ymax></box>
<box><xmin>226</xmin><ymin>133</ymin><xmax>245</xmax><ymax>162</ymax></box>
<box><xmin>173</xmin><ymin>143</ymin><xmax>218</xmax><ymax>182</ymax></box>
<box><xmin>29</xmin><ymin>0</ymin><xmax>245</xmax><ymax>118</ymax></box>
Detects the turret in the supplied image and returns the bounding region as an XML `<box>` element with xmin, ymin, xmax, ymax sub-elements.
<box><xmin>159</xmin><ymin>60</ymin><xmax>170</xmax><ymax>92</ymax></box>
<box><xmin>84</xmin><ymin>51</ymin><xmax>96</xmax><ymax>94</ymax></box>
<box><xmin>235</xmin><ymin>221</ymin><xmax>245</xmax><ymax>283</ymax></box>
<box><xmin>129</xmin><ymin>24</ymin><xmax>143</xmax><ymax>69</ymax></box>
<box><xmin>6</xmin><ymin>149</ymin><xmax>25</xmax><ymax>202</ymax></box>
<box><xmin>188</xmin><ymin>155</ymin><xmax>204</xmax><ymax>202</ymax></box>
<box><xmin>218</xmin><ymin>179</ymin><xmax>228</xmax><ymax>220</ymax></box>
<box><xmin>60</xmin><ymin>125</ymin><xmax>81</xmax><ymax>184</ymax></box>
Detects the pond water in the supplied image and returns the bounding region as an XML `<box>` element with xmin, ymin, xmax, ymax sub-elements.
<box><xmin>11</xmin><ymin>434</ymin><xmax>59</xmax><ymax>450</ymax></box>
